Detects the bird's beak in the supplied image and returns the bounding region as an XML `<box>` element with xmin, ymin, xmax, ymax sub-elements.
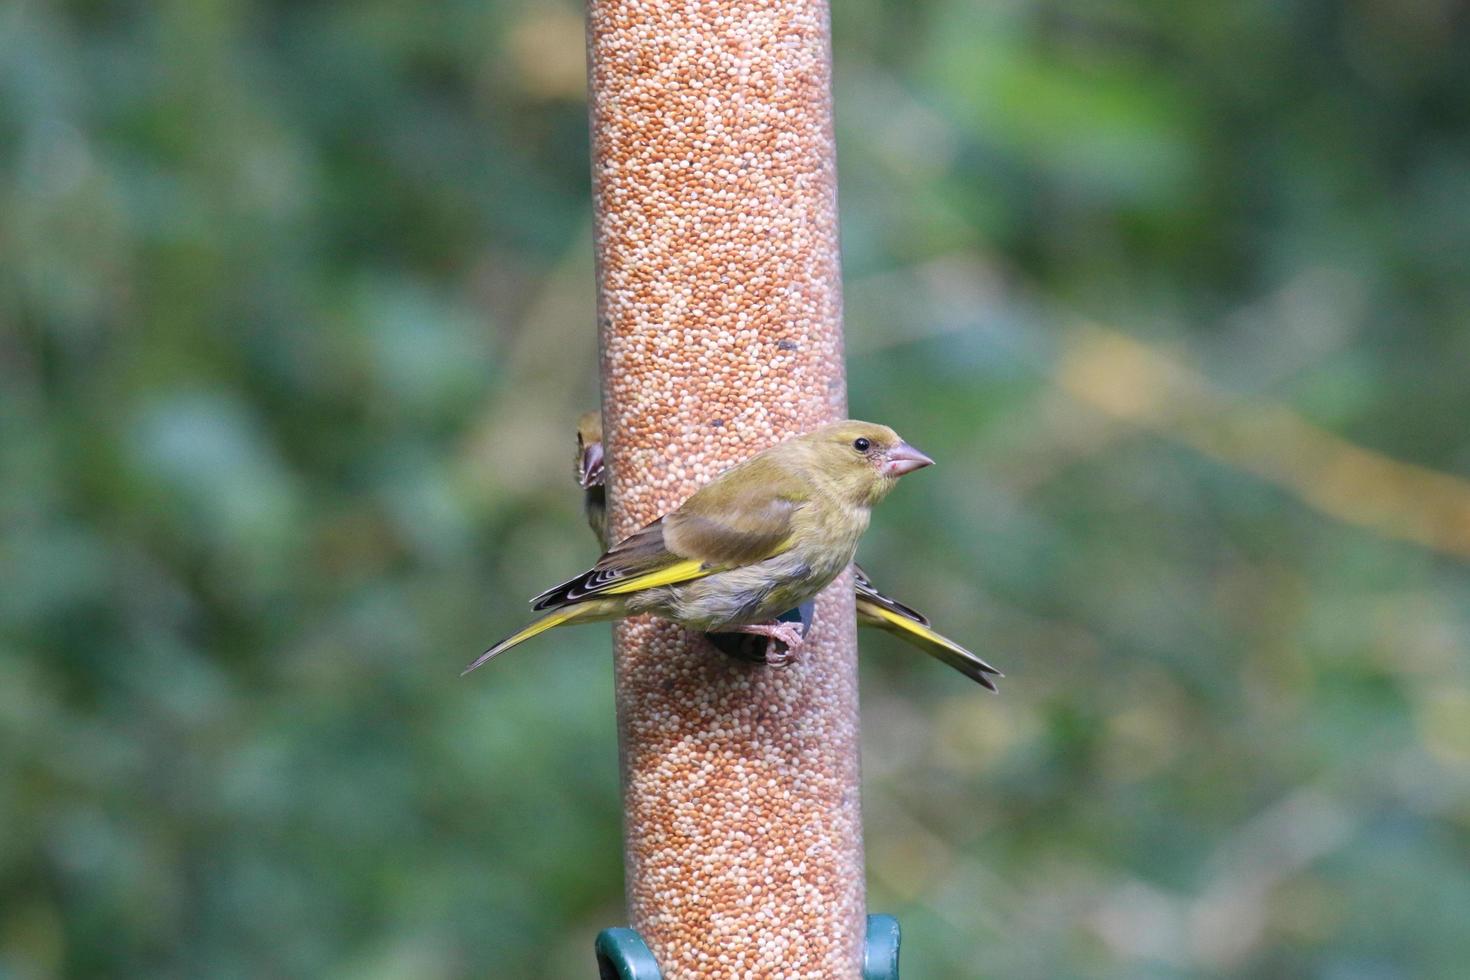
<box><xmin>578</xmin><ymin>441</ymin><xmax>606</xmax><ymax>489</ymax></box>
<box><xmin>882</xmin><ymin>441</ymin><xmax>934</xmax><ymax>478</ymax></box>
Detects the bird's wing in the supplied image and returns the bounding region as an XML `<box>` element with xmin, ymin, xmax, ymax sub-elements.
<box><xmin>852</xmin><ymin>564</ymin><xmax>931</xmax><ymax>626</ymax></box>
<box><xmin>531</xmin><ymin>518</ymin><xmax>702</xmax><ymax>609</ymax></box>
<box><xmin>534</xmin><ymin>460</ymin><xmax>805</xmax><ymax>610</ymax></box>
<box><xmin>662</xmin><ymin>472</ymin><xmax>803</xmax><ymax>565</ymax></box>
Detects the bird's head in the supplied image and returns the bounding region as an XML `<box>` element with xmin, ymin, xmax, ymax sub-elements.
<box><xmin>575</xmin><ymin>411</ymin><xmax>605</xmax><ymax>489</ymax></box>
<box><xmin>800</xmin><ymin>420</ymin><xmax>934</xmax><ymax>506</ymax></box>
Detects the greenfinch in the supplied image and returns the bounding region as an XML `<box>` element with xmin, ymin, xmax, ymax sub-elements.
<box><xmin>465</xmin><ymin>420</ymin><xmax>936</xmax><ymax>673</ymax></box>
<box><xmin>575</xmin><ymin>410</ymin><xmax>607</xmax><ymax>542</ymax></box>
<box><xmin>569</xmin><ymin>413</ymin><xmax>1002</xmax><ymax>690</ymax></box>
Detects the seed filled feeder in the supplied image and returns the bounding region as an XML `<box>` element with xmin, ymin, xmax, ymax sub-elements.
<box><xmin>582</xmin><ymin>0</ymin><xmax>895</xmax><ymax>973</ymax></box>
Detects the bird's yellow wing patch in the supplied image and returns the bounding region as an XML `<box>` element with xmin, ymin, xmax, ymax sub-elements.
<box><xmin>600</xmin><ymin>558</ymin><xmax>710</xmax><ymax>594</ymax></box>
<box><xmin>532</xmin><ymin>550</ymin><xmax>714</xmax><ymax>610</ymax></box>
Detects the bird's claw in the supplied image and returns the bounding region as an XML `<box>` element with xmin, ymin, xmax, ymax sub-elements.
<box><xmin>760</xmin><ymin>622</ymin><xmax>807</xmax><ymax>667</ymax></box>
<box><xmin>706</xmin><ymin>610</ymin><xmax>812</xmax><ymax>666</ymax></box>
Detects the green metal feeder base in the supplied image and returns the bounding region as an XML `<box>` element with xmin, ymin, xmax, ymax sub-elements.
<box><xmin>595</xmin><ymin>928</ymin><xmax>662</xmax><ymax>980</ymax></box>
<box><xmin>596</xmin><ymin>914</ymin><xmax>900</xmax><ymax>979</ymax></box>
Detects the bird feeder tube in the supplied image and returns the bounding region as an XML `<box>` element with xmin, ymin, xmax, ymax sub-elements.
<box><xmin>586</xmin><ymin>0</ymin><xmax>864</xmax><ymax>974</ymax></box>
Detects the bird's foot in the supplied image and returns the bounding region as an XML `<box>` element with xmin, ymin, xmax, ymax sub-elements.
<box><xmin>730</xmin><ymin>621</ymin><xmax>807</xmax><ymax>668</ymax></box>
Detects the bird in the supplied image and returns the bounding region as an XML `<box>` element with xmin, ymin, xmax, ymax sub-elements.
<box><xmin>574</xmin><ymin>410</ymin><xmax>607</xmax><ymax>542</ymax></box>
<box><xmin>465</xmin><ymin>420</ymin><xmax>937</xmax><ymax>675</ymax></box>
<box><xmin>569</xmin><ymin>413</ymin><xmax>1003</xmax><ymax>690</ymax></box>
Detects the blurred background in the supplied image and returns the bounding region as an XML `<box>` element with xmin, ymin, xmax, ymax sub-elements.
<box><xmin>4</xmin><ymin>0</ymin><xmax>1470</xmax><ymax>977</ymax></box>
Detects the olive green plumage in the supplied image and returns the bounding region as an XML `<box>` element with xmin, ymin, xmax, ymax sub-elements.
<box><xmin>564</xmin><ymin>413</ymin><xmax>1003</xmax><ymax>691</ymax></box>
<box><xmin>465</xmin><ymin>420</ymin><xmax>935</xmax><ymax>674</ymax></box>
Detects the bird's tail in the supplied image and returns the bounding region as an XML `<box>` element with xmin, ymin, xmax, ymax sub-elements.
<box><xmin>462</xmin><ymin>601</ymin><xmax>613</xmax><ymax>676</ymax></box>
<box><xmin>858</xmin><ymin>599</ymin><xmax>1003</xmax><ymax>692</ymax></box>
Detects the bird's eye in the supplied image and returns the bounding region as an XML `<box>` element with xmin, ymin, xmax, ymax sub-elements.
<box><xmin>852</xmin><ymin>438</ymin><xmax>871</xmax><ymax>453</ymax></box>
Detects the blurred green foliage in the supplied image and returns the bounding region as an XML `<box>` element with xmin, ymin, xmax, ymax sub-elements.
<box><xmin>3</xmin><ymin>0</ymin><xmax>1470</xmax><ymax>977</ymax></box>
